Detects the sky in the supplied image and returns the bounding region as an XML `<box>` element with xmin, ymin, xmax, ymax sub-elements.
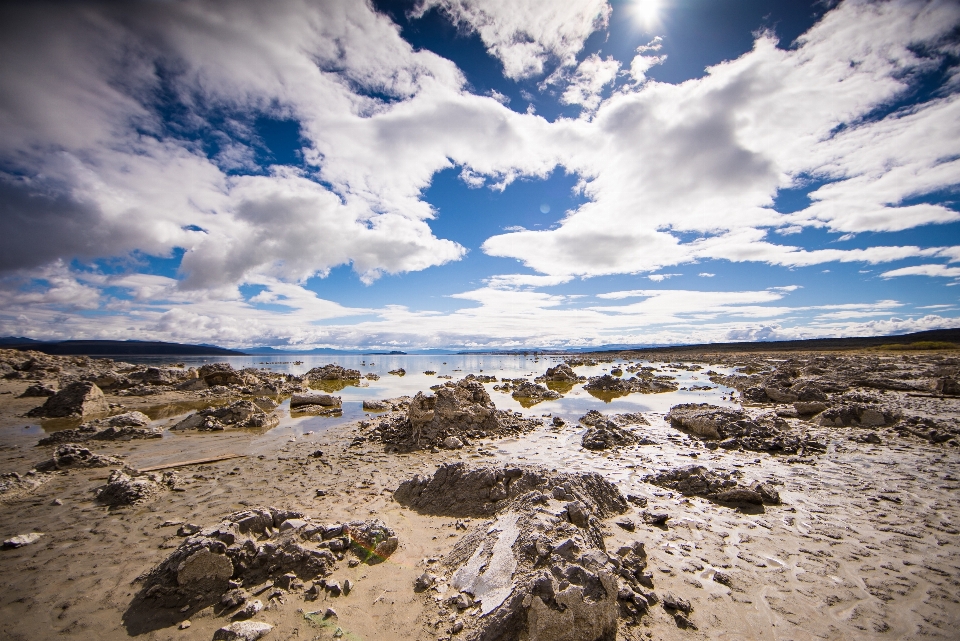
<box><xmin>0</xmin><ymin>0</ymin><xmax>959</xmax><ymax>351</ymax></box>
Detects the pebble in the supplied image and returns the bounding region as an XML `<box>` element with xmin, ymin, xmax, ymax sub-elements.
<box><xmin>179</xmin><ymin>620</ymin><xmax>191</xmax><ymax>629</ymax></box>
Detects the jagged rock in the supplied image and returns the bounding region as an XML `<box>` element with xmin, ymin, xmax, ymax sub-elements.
<box><xmin>936</xmin><ymin>376</ymin><xmax>960</xmax><ymax>395</ymax></box>
<box><xmin>511</xmin><ymin>382</ymin><xmax>562</xmax><ymax>404</ymax></box>
<box><xmin>818</xmin><ymin>404</ymin><xmax>901</xmax><ymax>427</ymax></box>
<box><xmin>664</xmin><ymin>404</ymin><xmax>745</xmax><ymax>439</ymax></box>
<box><xmin>26</xmin><ymin>381</ymin><xmax>109</xmax><ymax>418</ymax></box>
<box><xmin>96</xmin><ymin>469</ymin><xmax>182</xmax><ymax>505</ymax></box>
<box><xmin>304</xmin><ymin>364</ymin><xmax>360</xmax><ymax>381</ymax></box>
<box><xmin>579</xmin><ymin>411</ymin><xmax>651</xmax><ymax>451</ymax></box>
<box><xmin>388</xmin><ymin>368</ymin><xmax>406</xmax><ymax>376</ymax></box>
<box><xmin>443</xmin><ymin>436</ymin><xmax>464</xmax><ymax>450</ymax></box>
<box><xmin>0</xmin><ymin>471</ymin><xmax>52</xmax><ymax>501</ymax></box>
<box><xmin>35</xmin><ymin>443</ymin><xmax>125</xmax><ymax>471</ymax></box>
<box><xmin>173</xmin><ymin>401</ymin><xmax>278</xmax><ymax>430</ymax></box>
<box><xmin>197</xmin><ymin>363</ymin><xmax>245</xmax><ymax>387</ymax></box>
<box><xmin>584</xmin><ymin>373</ymin><xmax>677</xmax><ymax>396</ymax></box>
<box><xmin>19</xmin><ymin>383</ymin><xmax>56</xmax><ymax>398</ymax></box>
<box><xmin>212</xmin><ymin>621</ymin><xmax>273</xmax><ymax>641</ymax></box>
<box><xmin>362</xmin><ymin>400</ymin><xmax>389</xmax><ymax>411</ymax></box>
<box><xmin>408</xmin><ymin>377</ymin><xmax>498</xmax><ymax>445</ymax></box>
<box><xmin>407</xmin><ymin>464</ymin><xmax>631</xmax><ymax>641</ymax></box>
<box><xmin>253</xmin><ymin>397</ymin><xmax>278</xmax><ymax>411</ymax></box>
<box><xmin>645</xmin><ymin>465</ymin><xmax>780</xmax><ymax>506</ymax></box>
<box><xmin>136</xmin><ymin>507</ymin><xmax>396</xmax><ymax>610</ymax></box>
<box><xmin>290</xmin><ymin>393</ymin><xmax>341</xmax><ymax>408</ymax></box>
<box><xmin>535</xmin><ymin>363</ymin><xmax>583</xmax><ymax>382</ymax></box>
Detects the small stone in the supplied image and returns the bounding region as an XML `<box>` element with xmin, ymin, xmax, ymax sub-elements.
<box><xmin>641</xmin><ymin>512</ymin><xmax>669</xmax><ymax>526</ymax></box>
<box><xmin>324</xmin><ymin>607</ymin><xmax>337</xmax><ymax>619</ymax></box>
<box><xmin>452</xmin><ymin>619</ymin><xmax>464</xmax><ymax>634</ymax></box>
<box><xmin>662</xmin><ymin>592</ymin><xmax>692</xmax><ymax>614</ymax></box>
<box><xmin>348</xmin><ymin>558</ymin><xmax>360</xmax><ymax>567</ymax></box>
<box><xmin>179</xmin><ymin>620</ymin><xmax>191</xmax><ymax>629</ymax></box>
<box><xmin>327</xmin><ymin>581</ymin><xmax>342</xmax><ymax>597</ymax></box>
<box><xmin>333</xmin><ymin>628</ymin><xmax>344</xmax><ymax>638</ymax></box>
<box><xmin>177</xmin><ymin>523</ymin><xmax>201</xmax><ymax>536</ymax></box>
<box><xmin>52</xmin><ymin>499</ymin><xmax>63</xmax><ymax>506</ymax></box>
<box><xmin>442</xmin><ymin>436</ymin><xmax>463</xmax><ymax>450</ymax></box>
<box><xmin>416</xmin><ymin>572</ymin><xmax>437</xmax><ymax>592</ymax></box>
<box><xmin>212</xmin><ymin>621</ymin><xmax>273</xmax><ymax>641</ymax></box>
<box><xmin>615</xmin><ymin>518</ymin><xmax>635</xmax><ymax>532</ymax></box>
<box><xmin>2</xmin><ymin>533</ymin><xmax>43</xmax><ymax>548</ymax></box>
<box><xmin>234</xmin><ymin>600</ymin><xmax>263</xmax><ymax>619</ymax></box>
<box><xmin>343</xmin><ymin>578</ymin><xmax>353</xmax><ymax>595</ymax></box>
<box><xmin>713</xmin><ymin>570</ymin><xmax>732</xmax><ymax>586</ymax></box>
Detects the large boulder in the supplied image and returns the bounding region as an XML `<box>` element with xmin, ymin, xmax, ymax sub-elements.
<box><xmin>26</xmin><ymin>381</ymin><xmax>109</xmax><ymax>419</ymax></box>
<box><xmin>664</xmin><ymin>404</ymin><xmax>746</xmax><ymax>439</ymax></box>
<box><xmin>96</xmin><ymin>469</ymin><xmax>182</xmax><ymax>506</ymax></box>
<box><xmin>397</xmin><ymin>465</ymin><xmax>635</xmax><ymax>640</ymax></box>
<box><xmin>408</xmin><ymin>377</ymin><xmax>499</xmax><ymax>445</ymax></box>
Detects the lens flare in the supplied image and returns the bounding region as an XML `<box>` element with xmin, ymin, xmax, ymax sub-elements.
<box><xmin>630</xmin><ymin>0</ymin><xmax>664</xmax><ymax>31</ymax></box>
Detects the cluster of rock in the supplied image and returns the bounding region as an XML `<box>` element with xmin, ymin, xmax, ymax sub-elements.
<box><xmin>535</xmin><ymin>363</ymin><xmax>585</xmax><ymax>383</ymax></box>
<box><xmin>382</xmin><ymin>376</ymin><xmax>541</xmax><ymax>449</ymax></box>
<box><xmin>665</xmin><ymin>403</ymin><xmax>825</xmax><ymax>454</ymax></box>
<box><xmin>134</xmin><ymin>506</ymin><xmax>397</xmax><ymax>614</ymax></box>
<box><xmin>38</xmin><ymin>411</ymin><xmax>160</xmax><ymax>444</ymax></box>
<box><xmin>578</xmin><ymin>411</ymin><xmax>652</xmax><ymax>451</ymax></box>
<box><xmin>583</xmin><ymin>372</ymin><xmax>678</xmax><ymax>397</ymax></box>
<box><xmin>96</xmin><ymin>469</ymin><xmax>183</xmax><ymax>506</ymax></box>
<box><xmin>396</xmin><ymin>463</ymin><xmax>655</xmax><ymax>641</ymax></box>
<box><xmin>644</xmin><ymin>465</ymin><xmax>781</xmax><ymax>506</ymax></box>
<box><xmin>173</xmin><ymin>400</ymin><xmax>279</xmax><ymax>431</ymax></box>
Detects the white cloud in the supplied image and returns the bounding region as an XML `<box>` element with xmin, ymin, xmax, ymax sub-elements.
<box><xmin>412</xmin><ymin>0</ymin><xmax>611</xmax><ymax>79</ymax></box>
<box><xmin>881</xmin><ymin>264</ymin><xmax>960</xmax><ymax>279</ymax></box>
<box><xmin>647</xmin><ymin>273</ymin><xmax>681</xmax><ymax>282</ymax></box>
<box><xmin>628</xmin><ymin>37</ymin><xmax>666</xmax><ymax>83</ymax></box>
<box><xmin>483</xmin><ymin>0</ymin><xmax>960</xmax><ymax>277</ymax></box>
<box><xmin>698</xmin><ymin>272</ymin><xmax>715</xmax><ymax>277</ymax></box>
<box><xmin>557</xmin><ymin>54</ymin><xmax>621</xmax><ymax>111</ymax></box>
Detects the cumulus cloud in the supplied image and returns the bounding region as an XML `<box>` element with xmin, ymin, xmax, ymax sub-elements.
<box><xmin>483</xmin><ymin>0</ymin><xmax>960</xmax><ymax>277</ymax></box>
<box><xmin>881</xmin><ymin>264</ymin><xmax>960</xmax><ymax>279</ymax></box>
<box><xmin>556</xmin><ymin>54</ymin><xmax>621</xmax><ymax>112</ymax></box>
<box><xmin>412</xmin><ymin>0</ymin><xmax>611</xmax><ymax>79</ymax></box>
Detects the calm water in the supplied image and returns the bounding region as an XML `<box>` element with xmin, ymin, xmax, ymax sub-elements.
<box><xmin>106</xmin><ymin>354</ymin><xmax>739</xmax><ymax>437</ymax></box>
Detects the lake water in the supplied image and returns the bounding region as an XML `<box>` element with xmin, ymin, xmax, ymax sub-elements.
<box><xmin>107</xmin><ymin>354</ymin><xmax>740</xmax><ymax>438</ymax></box>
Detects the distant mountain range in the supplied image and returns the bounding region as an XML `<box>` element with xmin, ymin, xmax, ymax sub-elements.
<box><xmin>0</xmin><ymin>339</ymin><xmax>245</xmax><ymax>356</ymax></box>
<box><xmin>2</xmin><ymin>327</ymin><xmax>957</xmax><ymax>357</ymax></box>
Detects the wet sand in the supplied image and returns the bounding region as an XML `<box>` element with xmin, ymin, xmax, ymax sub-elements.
<box><xmin>0</xmin><ymin>350</ymin><xmax>958</xmax><ymax>641</ymax></box>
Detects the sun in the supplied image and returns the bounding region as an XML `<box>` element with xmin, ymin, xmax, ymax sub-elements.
<box><xmin>629</xmin><ymin>0</ymin><xmax>664</xmax><ymax>32</ymax></box>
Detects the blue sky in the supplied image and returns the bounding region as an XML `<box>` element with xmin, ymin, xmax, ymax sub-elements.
<box><xmin>0</xmin><ymin>0</ymin><xmax>958</xmax><ymax>349</ymax></box>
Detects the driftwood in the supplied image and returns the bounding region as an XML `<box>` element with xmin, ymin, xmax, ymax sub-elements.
<box><xmin>135</xmin><ymin>453</ymin><xmax>246</xmax><ymax>473</ymax></box>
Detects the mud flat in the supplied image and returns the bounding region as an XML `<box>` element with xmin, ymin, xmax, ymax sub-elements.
<box><xmin>0</xmin><ymin>347</ymin><xmax>958</xmax><ymax>640</ymax></box>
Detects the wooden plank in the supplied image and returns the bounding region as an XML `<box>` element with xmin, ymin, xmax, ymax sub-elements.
<box><xmin>136</xmin><ymin>453</ymin><xmax>246</xmax><ymax>473</ymax></box>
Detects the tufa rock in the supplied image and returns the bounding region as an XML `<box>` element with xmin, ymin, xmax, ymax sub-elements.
<box><xmin>212</xmin><ymin>621</ymin><xmax>273</xmax><ymax>641</ymax></box>
<box><xmin>26</xmin><ymin>381</ymin><xmax>109</xmax><ymax>419</ymax></box>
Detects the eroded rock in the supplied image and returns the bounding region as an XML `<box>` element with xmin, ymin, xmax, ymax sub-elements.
<box><xmin>26</xmin><ymin>381</ymin><xmax>109</xmax><ymax>419</ymax></box>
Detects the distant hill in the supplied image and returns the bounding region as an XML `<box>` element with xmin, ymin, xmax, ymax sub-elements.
<box><xmin>0</xmin><ymin>339</ymin><xmax>246</xmax><ymax>356</ymax></box>
<box><xmin>581</xmin><ymin>327</ymin><xmax>960</xmax><ymax>354</ymax></box>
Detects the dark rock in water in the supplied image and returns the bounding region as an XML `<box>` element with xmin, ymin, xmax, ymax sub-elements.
<box><xmin>584</xmin><ymin>373</ymin><xmax>677</xmax><ymax>396</ymax></box>
<box><xmin>535</xmin><ymin>363</ymin><xmax>583</xmax><ymax>382</ymax></box>
<box><xmin>26</xmin><ymin>381</ymin><xmax>109</xmax><ymax>418</ymax></box>
<box><xmin>511</xmin><ymin>381</ymin><xmax>562</xmax><ymax>404</ymax></box>
<box><xmin>197</xmin><ymin>363</ymin><xmax>245</xmax><ymax>387</ymax></box>
<box><xmin>387</xmin><ymin>368</ymin><xmax>405</xmax><ymax>376</ymax></box>
<box><xmin>35</xmin><ymin>443</ymin><xmax>124</xmax><ymax>471</ymax></box>
<box><xmin>304</xmin><ymin>364</ymin><xmax>361</xmax><ymax>381</ymax></box>
<box><xmin>580</xmin><ymin>411</ymin><xmax>650</xmax><ymax>450</ymax></box>
<box><xmin>290</xmin><ymin>392</ymin><xmax>341</xmax><ymax>408</ymax></box>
